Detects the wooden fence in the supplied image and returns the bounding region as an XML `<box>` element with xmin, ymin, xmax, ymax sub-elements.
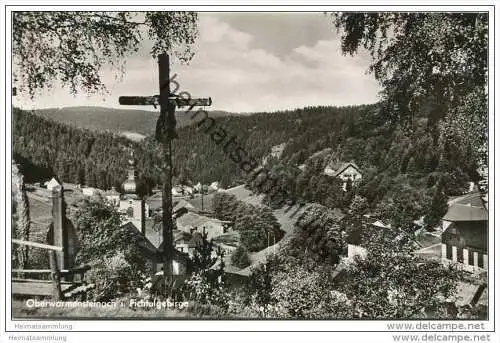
<box><xmin>11</xmin><ymin>239</ymin><xmax>94</xmax><ymax>300</ymax></box>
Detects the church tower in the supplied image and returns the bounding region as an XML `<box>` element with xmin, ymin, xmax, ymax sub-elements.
<box><xmin>119</xmin><ymin>150</ymin><xmax>146</xmax><ymax>234</ymax></box>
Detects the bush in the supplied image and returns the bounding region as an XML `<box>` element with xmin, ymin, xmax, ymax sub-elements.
<box><xmin>270</xmin><ymin>265</ymin><xmax>353</xmax><ymax>319</ymax></box>
<box><xmin>86</xmin><ymin>252</ymin><xmax>136</xmax><ymax>301</ymax></box>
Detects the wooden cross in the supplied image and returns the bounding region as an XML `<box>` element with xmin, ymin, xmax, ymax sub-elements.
<box><xmin>118</xmin><ymin>53</ymin><xmax>212</xmax><ymax>295</ymax></box>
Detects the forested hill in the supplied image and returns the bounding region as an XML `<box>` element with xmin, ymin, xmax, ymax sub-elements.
<box><xmin>33</xmin><ymin>106</ymin><xmax>240</xmax><ymax>137</ymax></box>
<box><xmin>14</xmin><ymin>104</ymin><xmax>377</xmax><ymax>190</ymax></box>
<box><xmin>13</xmin><ymin>103</ymin><xmax>479</xmax><ymax>228</ymax></box>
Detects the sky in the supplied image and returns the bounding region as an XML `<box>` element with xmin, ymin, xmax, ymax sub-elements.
<box><xmin>14</xmin><ymin>12</ymin><xmax>381</xmax><ymax>113</ymax></box>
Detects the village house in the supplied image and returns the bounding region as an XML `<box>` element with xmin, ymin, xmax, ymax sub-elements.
<box><xmin>324</xmin><ymin>160</ymin><xmax>362</xmax><ymax>191</ymax></box>
<box><xmin>174</xmin><ymin>230</ymin><xmax>203</xmax><ymax>257</ymax></box>
<box><xmin>212</xmin><ymin>231</ymin><xmax>240</xmax><ymax>255</ymax></box>
<box><xmin>176</xmin><ymin>210</ymin><xmax>232</xmax><ymax>240</ymax></box>
<box><xmin>209</xmin><ymin>181</ymin><xmax>221</xmax><ymax>192</ymax></box>
<box><xmin>150</xmin><ymin>246</ymin><xmax>191</xmax><ymax>292</ymax></box>
<box><xmin>82</xmin><ymin>186</ymin><xmax>100</xmax><ymax>197</ymax></box>
<box><xmin>441</xmin><ymin>190</ymin><xmax>488</xmax><ymax>273</ymax></box>
<box><xmin>156</xmin><ymin>240</ymin><xmax>191</xmax><ymax>275</ymax></box>
<box><xmin>141</xmin><ymin>221</ymin><xmax>191</xmax><ymax>280</ymax></box>
<box><xmin>324</xmin><ymin>160</ymin><xmax>362</xmax><ymax>181</ymax></box>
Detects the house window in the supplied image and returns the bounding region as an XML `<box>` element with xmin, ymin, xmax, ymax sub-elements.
<box><xmin>457</xmin><ymin>247</ymin><xmax>464</xmax><ymax>263</ymax></box>
<box><xmin>477</xmin><ymin>253</ymin><xmax>484</xmax><ymax>268</ymax></box>
<box><xmin>469</xmin><ymin>251</ymin><xmax>475</xmax><ymax>266</ymax></box>
<box><xmin>446</xmin><ymin>244</ymin><xmax>453</xmax><ymax>260</ymax></box>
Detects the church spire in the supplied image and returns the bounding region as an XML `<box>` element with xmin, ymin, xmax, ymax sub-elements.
<box><xmin>122</xmin><ymin>148</ymin><xmax>138</xmax><ymax>197</ymax></box>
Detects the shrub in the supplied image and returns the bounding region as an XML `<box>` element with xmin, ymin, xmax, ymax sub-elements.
<box><xmin>86</xmin><ymin>252</ymin><xmax>136</xmax><ymax>301</ymax></box>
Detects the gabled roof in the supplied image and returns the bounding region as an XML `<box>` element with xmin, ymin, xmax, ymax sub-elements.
<box><xmin>325</xmin><ymin>161</ymin><xmax>362</xmax><ymax>178</ymax></box>
<box><xmin>156</xmin><ymin>243</ymin><xmax>191</xmax><ymax>263</ymax></box>
<box><xmin>120</xmin><ymin>221</ymin><xmax>157</xmax><ymax>258</ymax></box>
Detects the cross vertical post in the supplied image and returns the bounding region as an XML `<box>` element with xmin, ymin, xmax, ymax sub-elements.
<box><xmin>118</xmin><ymin>53</ymin><xmax>212</xmax><ymax>297</ymax></box>
<box><xmin>158</xmin><ymin>53</ymin><xmax>175</xmax><ymax>295</ymax></box>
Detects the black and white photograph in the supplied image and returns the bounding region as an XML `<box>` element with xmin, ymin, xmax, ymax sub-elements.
<box><xmin>1</xmin><ymin>2</ymin><xmax>497</xmax><ymax>342</ymax></box>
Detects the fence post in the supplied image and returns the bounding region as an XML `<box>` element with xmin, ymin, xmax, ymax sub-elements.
<box><xmin>49</xmin><ymin>250</ymin><xmax>63</xmax><ymax>300</ymax></box>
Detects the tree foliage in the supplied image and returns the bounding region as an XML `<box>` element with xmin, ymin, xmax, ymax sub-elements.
<box><xmin>211</xmin><ymin>193</ymin><xmax>238</xmax><ymax>221</ymax></box>
<box><xmin>231</xmin><ymin>245</ymin><xmax>251</xmax><ymax>269</ymax></box>
<box><xmin>212</xmin><ymin>192</ymin><xmax>283</xmax><ymax>252</ymax></box>
<box><xmin>424</xmin><ymin>181</ymin><xmax>449</xmax><ymax>229</ymax></box>
<box><xmin>182</xmin><ymin>232</ymin><xmax>229</xmax><ymax>312</ymax></box>
<box><xmin>336</xmin><ymin>225</ymin><xmax>459</xmax><ymax>319</ymax></box>
<box><xmin>13</xmin><ymin>11</ymin><xmax>198</xmax><ymax>96</ymax></box>
<box><xmin>270</xmin><ymin>264</ymin><xmax>352</xmax><ymax>319</ymax></box>
<box><xmin>286</xmin><ymin>204</ymin><xmax>345</xmax><ymax>266</ymax></box>
<box><xmin>74</xmin><ymin>198</ymin><xmax>149</xmax><ymax>300</ymax></box>
<box><xmin>331</xmin><ymin>12</ymin><xmax>488</xmax><ymax>170</ymax></box>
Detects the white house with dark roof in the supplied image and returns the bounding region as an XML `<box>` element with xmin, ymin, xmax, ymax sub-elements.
<box><xmin>324</xmin><ymin>161</ymin><xmax>362</xmax><ymax>180</ymax></box>
<box><xmin>324</xmin><ymin>160</ymin><xmax>362</xmax><ymax>190</ymax></box>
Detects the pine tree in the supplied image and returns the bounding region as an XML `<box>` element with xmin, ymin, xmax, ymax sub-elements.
<box><xmin>190</xmin><ymin>229</ymin><xmax>217</xmax><ymax>272</ymax></box>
